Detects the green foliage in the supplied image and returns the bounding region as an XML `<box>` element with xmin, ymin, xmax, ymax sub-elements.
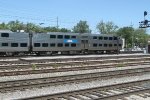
<box><xmin>133</xmin><ymin>28</ymin><xmax>149</xmax><ymax>48</ymax></box>
<box><xmin>72</xmin><ymin>20</ymin><xmax>91</xmax><ymax>33</ymax></box>
<box><xmin>117</xmin><ymin>27</ymin><xmax>134</xmax><ymax>48</ymax></box>
<box><xmin>117</xmin><ymin>27</ymin><xmax>148</xmax><ymax>48</ymax></box>
<box><xmin>0</xmin><ymin>20</ymin><xmax>71</xmax><ymax>33</ymax></box>
<box><xmin>31</xmin><ymin>64</ymin><xmax>37</xmax><ymax>70</ymax></box>
<box><xmin>116</xmin><ymin>63</ymin><xmax>125</xmax><ymax>67</ymax></box>
<box><xmin>96</xmin><ymin>20</ymin><xmax>118</xmax><ymax>34</ymax></box>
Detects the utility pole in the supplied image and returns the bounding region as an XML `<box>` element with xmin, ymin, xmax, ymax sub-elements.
<box><xmin>130</xmin><ymin>22</ymin><xmax>134</xmax><ymax>49</ymax></box>
<box><xmin>56</xmin><ymin>16</ymin><xmax>59</xmax><ymax>29</ymax></box>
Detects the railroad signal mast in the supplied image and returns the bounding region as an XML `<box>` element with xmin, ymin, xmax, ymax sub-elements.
<box><xmin>139</xmin><ymin>11</ymin><xmax>150</xmax><ymax>28</ymax></box>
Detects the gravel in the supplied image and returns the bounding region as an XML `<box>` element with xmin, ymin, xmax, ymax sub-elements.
<box><xmin>0</xmin><ymin>64</ymin><xmax>150</xmax><ymax>82</ymax></box>
<box><xmin>21</xmin><ymin>53</ymin><xmax>147</xmax><ymax>60</ymax></box>
<box><xmin>0</xmin><ymin>73</ymin><xmax>150</xmax><ymax>100</ymax></box>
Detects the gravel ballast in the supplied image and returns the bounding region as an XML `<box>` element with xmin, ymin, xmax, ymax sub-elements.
<box><xmin>0</xmin><ymin>65</ymin><xmax>150</xmax><ymax>99</ymax></box>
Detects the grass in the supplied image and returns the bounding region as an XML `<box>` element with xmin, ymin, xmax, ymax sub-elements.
<box><xmin>116</xmin><ymin>63</ymin><xmax>125</xmax><ymax>67</ymax></box>
<box><xmin>31</xmin><ymin>64</ymin><xmax>37</xmax><ymax>70</ymax></box>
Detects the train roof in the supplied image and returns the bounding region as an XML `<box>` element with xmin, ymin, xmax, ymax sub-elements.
<box><xmin>0</xmin><ymin>30</ymin><xmax>13</xmax><ymax>33</ymax></box>
<box><xmin>40</xmin><ymin>32</ymin><xmax>117</xmax><ymax>36</ymax></box>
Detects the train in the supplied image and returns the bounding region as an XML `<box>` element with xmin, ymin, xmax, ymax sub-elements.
<box><xmin>0</xmin><ymin>30</ymin><xmax>123</xmax><ymax>56</ymax></box>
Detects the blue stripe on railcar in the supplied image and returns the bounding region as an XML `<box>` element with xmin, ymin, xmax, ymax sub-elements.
<box><xmin>63</xmin><ymin>39</ymin><xmax>78</xmax><ymax>43</ymax></box>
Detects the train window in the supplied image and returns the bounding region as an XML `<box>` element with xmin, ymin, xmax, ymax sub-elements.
<box><xmin>104</xmin><ymin>37</ymin><xmax>108</xmax><ymax>40</ymax></box>
<box><xmin>119</xmin><ymin>44</ymin><xmax>122</xmax><ymax>47</ymax></box>
<box><xmin>34</xmin><ymin>43</ymin><xmax>40</xmax><ymax>47</ymax></box>
<box><xmin>71</xmin><ymin>43</ymin><xmax>76</xmax><ymax>47</ymax></box>
<box><xmin>65</xmin><ymin>43</ymin><xmax>69</xmax><ymax>47</ymax></box>
<box><xmin>11</xmin><ymin>43</ymin><xmax>18</xmax><ymax>47</ymax></box>
<box><xmin>57</xmin><ymin>43</ymin><xmax>63</xmax><ymax>47</ymax></box>
<box><xmin>99</xmin><ymin>44</ymin><xmax>102</xmax><ymax>46</ymax></box>
<box><xmin>109</xmin><ymin>37</ymin><xmax>113</xmax><ymax>40</ymax></box>
<box><xmin>71</xmin><ymin>36</ymin><xmax>76</xmax><ymax>39</ymax></box>
<box><xmin>109</xmin><ymin>44</ymin><xmax>112</xmax><ymax>47</ymax></box>
<box><xmin>42</xmin><ymin>43</ymin><xmax>48</xmax><ymax>47</ymax></box>
<box><xmin>93</xmin><ymin>36</ymin><xmax>97</xmax><ymax>39</ymax></box>
<box><xmin>114</xmin><ymin>37</ymin><xmax>118</xmax><ymax>40</ymax></box>
<box><xmin>104</xmin><ymin>44</ymin><xmax>107</xmax><ymax>47</ymax></box>
<box><xmin>50</xmin><ymin>35</ymin><xmax>56</xmax><ymax>38</ymax></box>
<box><xmin>93</xmin><ymin>43</ymin><xmax>97</xmax><ymax>47</ymax></box>
<box><xmin>57</xmin><ymin>35</ymin><xmax>63</xmax><ymax>39</ymax></box>
<box><xmin>99</xmin><ymin>36</ymin><xmax>103</xmax><ymax>40</ymax></box>
<box><xmin>20</xmin><ymin>43</ymin><xmax>27</xmax><ymax>47</ymax></box>
<box><xmin>1</xmin><ymin>33</ymin><xmax>9</xmax><ymax>37</ymax></box>
<box><xmin>50</xmin><ymin>43</ymin><xmax>55</xmax><ymax>47</ymax></box>
<box><xmin>2</xmin><ymin>43</ymin><xmax>8</xmax><ymax>46</ymax></box>
<box><xmin>114</xmin><ymin>44</ymin><xmax>117</xmax><ymax>46</ymax></box>
<box><xmin>64</xmin><ymin>35</ymin><xmax>70</xmax><ymax>39</ymax></box>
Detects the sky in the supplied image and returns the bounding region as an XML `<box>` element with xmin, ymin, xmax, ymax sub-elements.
<box><xmin>0</xmin><ymin>0</ymin><xmax>150</xmax><ymax>33</ymax></box>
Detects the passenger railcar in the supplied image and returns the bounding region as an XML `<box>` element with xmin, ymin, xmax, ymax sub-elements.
<box><xmin>0</xmin><ymin>30</ymin><xmax>29</xmax><ymax>56</ymax></box>
<box><xmin>32</xmin><ymin>32</ymin><xmax>122</xmax><ymax>55</ymax></box>
<box><xmin>87</xmin><ymin>34</ymin><xmax>122</xmax><ymax>53</ymax></box>
<box><xmin>32</xmin><ymin>32</ymin><xmax>81</xmax><ymax>55</ymax></box>
<box><xmin>0</xmin><ymin>30</ymin><xmax>123</xmax><ymax>56</ymax></box>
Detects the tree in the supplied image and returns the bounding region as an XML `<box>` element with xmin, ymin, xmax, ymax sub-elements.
<box><xmin>72</xmin><ymin>20</ymin><xmax>91</xmax><ymax>33</ymax></box>
<box><xmin>133</xmin><ymin>28</ymin><xmax>149</xmax><ymax>48</ymax></box>
<box><xmin>60</xmin><ymin>28</ymin><xmax>71</xmax><ymax>32</ymax></box>
<box><xmin>0</xmin><ymin>22</ymin><xmax>8</xmax><ymax>29</ymax></box>
<box><xmin>96</xmin><ymin>20</ymin><xmax>118</xmax><ymax>34</ymax></box>
<box><xmin>117</xmin><ymin>27</ymin><xmax>134</xmax><ymax>48</ymax></box>
<box><xmin>44</xmin><ymin>27</ymin><xmax>59</xmax><ymax>32</ymax></box>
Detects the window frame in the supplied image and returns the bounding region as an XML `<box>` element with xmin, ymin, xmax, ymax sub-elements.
<box><xmin>34</xmin><ymin>43</ymin><xmax>41</xmax><ymax>47</ymax></box>
<box><xmin>1</xmin><ymin>33</ymin><xmax>9</xmax><ymax>37</ymax></box>
<box><xmin>20</xmin><ymin>43</ymin><xmax>27</xmax><ymax>47</ymax></box>
<box><xmin>11</xmin><ymin>43</ymin><xmax>18</xmax><ymax>47</ymax></box>
<box><xmin>2</xmin><ymin>43</ymin><xmax>8</xmax><ymax>47</ymax></box>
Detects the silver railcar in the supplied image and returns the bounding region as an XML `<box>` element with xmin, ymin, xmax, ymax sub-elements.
<box><xmin>80</xmin><ymin>33</ymin><xmax>122</xmax><ymax>53</ymax></box>
<box><xmin>32</xmin><ymin>32</ymin><xmax>81</xmax><ymax>55</ymax></box>
<box><xmin>0</xmin><ymin>30</ymin><xmax>29</xmax><ymax>55</ymax></box>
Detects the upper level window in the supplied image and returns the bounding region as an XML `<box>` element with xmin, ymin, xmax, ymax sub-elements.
<box><xmin>99</xmin><ymin>36</ymin><xmax>103</xmax><ymax>40</ymax></box>
<box><xmin>50</xmin><ymin>35</ymin><xmax>56</xmax><ymax>38</ymax></box>
<box><xmin>114</xmin><ymin>37</ymin><xmax>118</xmax><ymax>40</ymax></box>
<box><xmin>64</xmin><ymin>35</ymin><xmax>70</xmax><ymax>39</ymax></box>
<box><xmin>57</xmin><ymin>35</ymin><xmax>63</xmax><ymax>39</ymax></box>
<box><xmin>11</xmin><ymin>43</ymin><xmax>18</xmax><ymax>47</ymax></box>
<box><xmin>1</xmin><ymin>33</ymin><xmax>9</xmax><ymax>37</ymax></box>
<box><xmin>104</xmin><ymin>37</ymin><xmax>108</xmax><ymax>40</ymax></box>
<box><xmin>71</xmin><ymin>36</ymin><xmax>76</xmax><ymax>39</ymax></box>
<box><xmin>93</xmin><ymin>36</ymin><xmax>97</xmax><ymax>39</ymax></box>
<box><xmin>109</xmin><ymin>37</ymin><xmax>113</xmax><ymax>40</ymax></box>
<box><xmin>20</xmin><ymin>43</ymin><xmax>27</xmax><ymax>47</ymax></box>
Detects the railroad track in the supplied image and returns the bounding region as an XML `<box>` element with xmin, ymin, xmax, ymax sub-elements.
<box><xmin>0</xmin><ymin>54</ymin><xmax>149</xmax><ymax>64</ymax></box>
<box><xmin>18</xmin><ymin>79</ymin><xmax>150</xmax><ymax>100</ymax></box>
<box><xmin>0</xmin><ymin>67</ymin><xmax>150</xmax><ymax>93</ymax></box>
<box><xmin>0</xmin><ymin>55</ymin><xmax>149</xmax><ymax>70</ymax></box>
<box><xmin>0</xmin><ymin>59</ymin><xmax>150</xmax><ymax>76</ymax></box>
